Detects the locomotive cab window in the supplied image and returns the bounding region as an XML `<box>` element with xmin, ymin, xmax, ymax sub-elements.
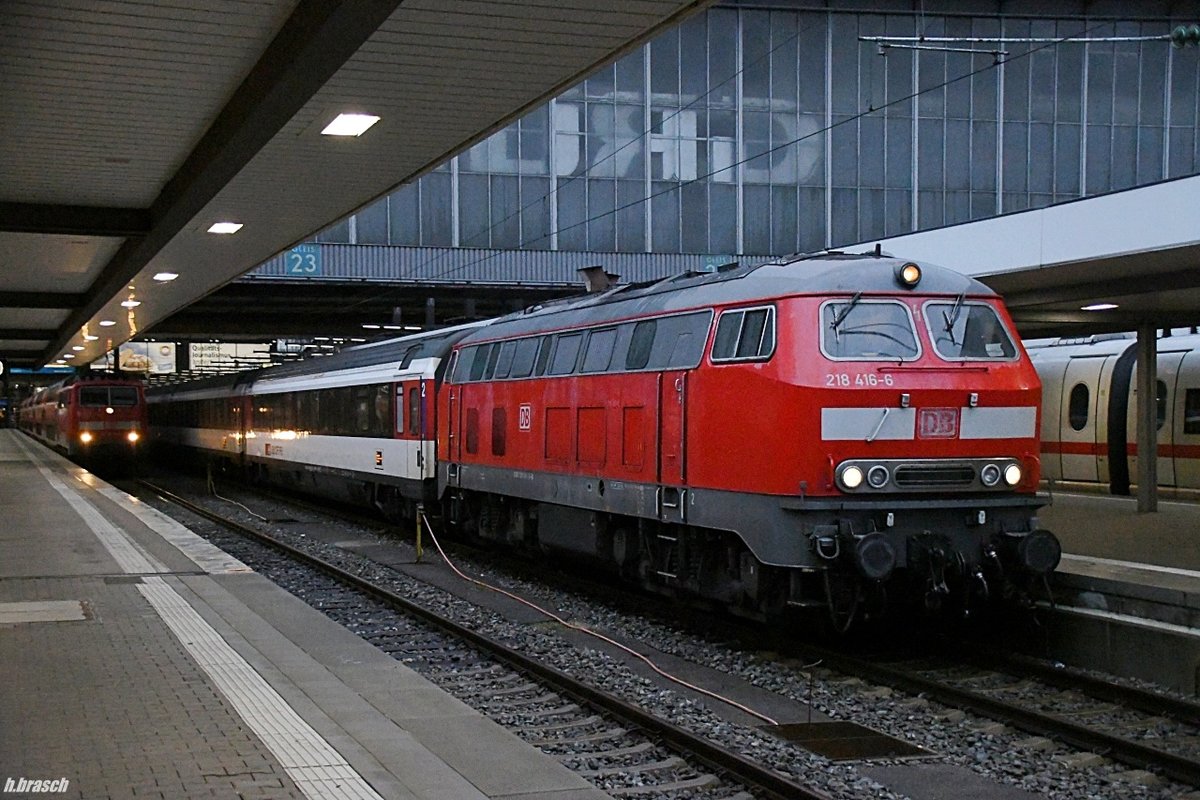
<box><xmin>923</xmin><ymin>300</ymin><xmax>1017</xmax><ymax>361</ymax></box>
<box><xmin>712</xmin><ymin>306</ymin><xmax>775</xmax><ymax>362</ymax></box>
<box><xmin>821</xmin><ymin>300</ymin><xmax>919</xmax><ymax>361</ymax></box>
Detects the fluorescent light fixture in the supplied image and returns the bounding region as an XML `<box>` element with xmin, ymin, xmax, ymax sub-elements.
<box><xmin>99</xmin><ymin>320</ymin><xmax>116</xmax><ymax>327</ymax></box>
<box><xmin>63</xmin><ymin>354</ymin><xmax>75</xmax><ymax>359</ymax></box>
<box><xmin>1081</xmin><ymin>303</ymin><xmax>1119</xmax><ymax>311</ymax></box>
<box><xmin>321</xmin><ymin>113</ymin><xmax>380</xmax><ymax>137</ymax></box>
<box><xmin>382</xmin><ymin>324</ymin><xmax>403</xmax><ymax>330</ymax></box>
<box><xmin>120</xmin><ymin>299</ymin><xmax>141</xmax><ymax>308</ymax></box>
<box><xmin>403</xmin><ymin>325</ymin><xmax>422</xmax><ymax>331</ymax></box>
<box><xmin>83</xmin><ymin>335</ymin><xmax>99</xmax><ymax>341</ymax></box>
<box><xmin>361</xmin><ymin>323</ymin><xmax>381</xmax><ymax>330</ymax></box>
<box><xmin>207</xmin><ymin>222</ymin><xmax>243</xmax><ymax>234</ymax></box>
<box><xmin>153</xmin><ymin>272</ymin><xmax>179</xmax><ymax>282</ymax></box>
<box><xmin>72</xmin><ymin>346</ymin><xmax>84</xmax><ymax>351</ymax></box>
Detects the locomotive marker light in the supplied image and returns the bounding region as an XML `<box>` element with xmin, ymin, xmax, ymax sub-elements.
<box><xmin>866</xmin><ymin>465</ymin><xmax>890</xmax><ymax>489</ymax></box>
<box><xmin>79</xmin><ymin>431</ymin><xmax>93</xmax><ymax>444</ymax></box>
<box><xmin>127</xmin><ymin>431</ymin><xmax>139</xmax><ymax>443</ymax></box>
<box><xmin>895</xmin><ymin>262</ymin><xmax>922</xmax><ymax>288</ymax></box>
<box><xmin>980</xmin><ymin>463</ymin><xmax>1002</xmax><ymax>487</ymax></box>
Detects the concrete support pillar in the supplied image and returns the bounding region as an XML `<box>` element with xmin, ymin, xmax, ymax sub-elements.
<box><xmin>1136</xmin><ymin>323</ymin><xmax>1158</xmax><ymax>513</ymax></box>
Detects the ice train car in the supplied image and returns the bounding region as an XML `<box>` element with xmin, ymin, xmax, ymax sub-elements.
<box><xmin>1030</xmin><ymin>332</ymin><xmax>1200</xmax><ymax>494</ymax></box>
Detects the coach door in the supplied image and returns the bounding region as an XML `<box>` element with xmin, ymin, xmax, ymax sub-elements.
<box><xmin>1059</xmin><ymin>357</ymin><xmax>1104</xmax><ymax>482</ymax></box>
<box><xmin>1129</xmin><ymin>351</ymin><xmax>1185</xmax><ymax>487</ymax></box>
<box><xmin>396</xmin><ymin>378</ymin><xmax>429</xmax><ymax>480</ymax></box>
<box><xmin>658</xmin><ymin>370</ymin><xmax>687</xmax><ymax>521</ymax></box>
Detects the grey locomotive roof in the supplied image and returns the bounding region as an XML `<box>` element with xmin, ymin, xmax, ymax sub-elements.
<box><xmin>459</xmin><ymin>253</ymin><xmax>997</xmax><ymax>345</ymax></box>
<box><xmin>147</xmin><ymin>323</ymin><xmax>484</xmax><ymax>399</ymax></box>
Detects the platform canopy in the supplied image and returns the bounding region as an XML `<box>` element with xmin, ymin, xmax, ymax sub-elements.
<box><xmin>0</xmin><ymin>0</ymin><xmax>711</xmax><ymax>369</ymax></box>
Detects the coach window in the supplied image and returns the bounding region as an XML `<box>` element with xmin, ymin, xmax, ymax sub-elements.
<box><xmin>1068</xmin><ymin>383</ymin><xmax>1089</xmax><ymax>431</ymax></box>
<box><xmin>626</xmin><ymin>320</ymin><xmax>656</xmax><ymax>370</ymax></box>
<box><xmin>509</xmin><ymin>338</ymin><xmax>539</xmax><ymax>378</ymax></box>
<box><xmin>581</xmin><ymin>328</ymin><xmax>617</xmax><ymax>373</ymax></box>
<box><xmin>534</xmin><ymin>336</ymin><xmax>553</xmax><ymax>376</ymax></box>
<box><xmin>823</xmin><ymin>300</ymin><xmax>919</xmax><ymax>361</ymax></box>
<box><xmin>1185</xmin><ymin>390</ymin><xmax>1200</xmax><ymax>435</ymax></box>
<box><xmin>493</xmin><ymin>341</ymin><xmax>517</xmax><ymax>379</ymax></box>
<box><xmin>652</xmin><ymin>311</ymin><xmax>713</xmax><ymax>369</ymax></box>
<box><xmin>469</xmin><ymin>344</ymin><xmax>492</xmax><ymax>381</ymax></box>
<box><xmin>549</xmin><ymin>333</ymin><xmax>583</xmax><ymax>375</ymax></box>
<box><xmin>354</xmin><ymin>387</ymin><xmax>373</xmax><ymax>434</ymax></box>
<box><xmin>374</xmin><ymin>385</ymin><xmax>391</xmax><ymax>437</ymax></box>
<box><xmin>712</xmin><ymin>306</ymin><xmax>776</xmax><ymax>362</ymax></box>
<box><xmin>408</xmin><ymin>387</ymin><xmax>420</xmax><ymax>435</ymax></box>
<box><xmin>1157</xmin><ymin>380</ymin><xmax>1168</xmax><ymax>431</ymax></box>
<box><xmin>483</xmin><ymin>343</ymin><xmax>504</xmax><ymax>379</ymax></box>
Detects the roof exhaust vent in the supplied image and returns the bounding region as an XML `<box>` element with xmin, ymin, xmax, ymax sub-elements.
<box><xmin>578</xmin><ymin>266</ymin><xmax>619</xmax><ymax>293</ymax></box>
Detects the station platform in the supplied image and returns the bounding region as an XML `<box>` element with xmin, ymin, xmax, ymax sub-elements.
<box><xmin>0</xmin><ymin>429</ymin><xmax>610</xmax><ymax>800</ymax></box>
<box><xmin>1034</xmin><ymin>491</ymin><xmax>1200</xmax><ymax>693</ymax></box>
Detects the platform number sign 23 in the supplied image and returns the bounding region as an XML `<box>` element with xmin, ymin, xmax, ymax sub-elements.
<box><xmin>518</xmin><ymin>403</ymin><xmax>532</xmax><ymax>431</ymax></box>
<box><xmin>285</xmin><ymin>244</ymin><xmax>322</xmax><ymax>276</ymax></box>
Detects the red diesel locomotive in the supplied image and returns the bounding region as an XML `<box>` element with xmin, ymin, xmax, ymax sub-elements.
<box><xmin>19</xmin><ymin>376</ymin><xmax>148</xmax><ymax>460</ymax></box>
<box><xmin>149</xmin><ymin>253</ymin><xmax>1060</xmax><ymax>627</ymax></box>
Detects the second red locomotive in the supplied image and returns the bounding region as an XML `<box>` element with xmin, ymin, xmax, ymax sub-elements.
<box><xmin>148</xmin><ymin>253</ymin><xmax>1060</xmax><ymax>627</ymax></box>
<box><xmin>18</xmin><ymin>375</ymin><xmax>148</xmax><ymax>460</ymax></box>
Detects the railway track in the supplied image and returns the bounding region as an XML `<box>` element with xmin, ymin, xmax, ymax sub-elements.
<box><xmin>134</xmin><ymin>480</ymin><xmax>832</xmax><ymax>800</ymax></box>
<box><xmin>135</xmin><ymin>473</ymin><xmax>1200</xmax><ymax>795</ymax></box>
<box><xmin>793</xmin><ymin>643</ymin><xmax>1200</xmax><ymax>788</ymax></box>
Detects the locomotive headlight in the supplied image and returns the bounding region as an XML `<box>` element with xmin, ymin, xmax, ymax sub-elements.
<box><xmin>866</xmin><ymin>465</ymin><xmax>890</xmax><ymax>489</ymax></box>
<box><xmin>895</xmin><ymin>262</ymin><xmax>922</xmax><ymax>288</ymax></box>
<box><xmin>980</xmin><ymin>463</ymin><xmax>1001</xmax><ymax>487</ymax></box>
<box><xmin>1004</xmin><ymin>463</ymin><xmax>1023</xmax><ymax>486</ymax></box>
<box><xmin>840</xmin><ymin>465</ymin><xmax>865</xmax><ymax>490</ymax></box>
<box><xmin>127</xmin><ymin>431</ymin><xmax>140</xmax><ymax>443</ymax></box>
<box><xmin>79</xmin><ymin>431</ymin><xmax>93</xmax><ymax>444</ymax></box>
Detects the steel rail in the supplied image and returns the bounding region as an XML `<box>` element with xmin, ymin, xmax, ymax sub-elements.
<box><xmin>137</xmin><ymin>481</ymin><xmax>831</xmax><ymax>800</ymax></box>
<box><xmin>798</xmin><ymin>644</ymin><xmax>1200</xmax><ymax>788</ymax></box>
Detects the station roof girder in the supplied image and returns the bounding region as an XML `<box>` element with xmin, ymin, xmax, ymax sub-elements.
<box><xmin>0</xmin><ymin>0</ymin><xmax>712</xmax><ymax>369</ymax></box>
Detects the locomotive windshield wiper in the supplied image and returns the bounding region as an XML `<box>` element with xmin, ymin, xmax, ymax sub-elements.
<box><xmin>830</xmin><ymin>292</ymin><xmax>862</xmax><ymax>336</ymax></box>
<box><xmin>942</xmin><ymin>293</ymin><xmax>966</xmax><ymax>344</ymax></box>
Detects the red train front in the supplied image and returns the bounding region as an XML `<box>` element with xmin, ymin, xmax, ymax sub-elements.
<box><xmin>439</xmin><ymin>253</ymin><xmax>1059</xmax><ymax>626</ymax></box>
<box><xmin>19</xmin><ymin>376</ymin><xmax>148</xmax><ymax>461</ymax></box>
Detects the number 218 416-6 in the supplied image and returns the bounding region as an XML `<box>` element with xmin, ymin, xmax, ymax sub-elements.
<box><xmin>825</xmin><ymin>373</ymin><xmax>894</xmax><ymax>387</ymax></box>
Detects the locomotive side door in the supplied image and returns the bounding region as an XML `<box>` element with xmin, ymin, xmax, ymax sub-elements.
<box><xmin>657</xmin><ymin>370</ymin><xmax>687</xmax><ymax>521</ymax></box>
<box><xmin>1058</xmin><ymin>356</ymin><xmax>1107</xmax><ymax>482</ymax></box>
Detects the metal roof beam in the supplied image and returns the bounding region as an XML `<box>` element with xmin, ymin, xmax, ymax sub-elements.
<box><xmin>41</xmin><ymin>0</ymin><xmax>406</xmax><ymax>366</ymax></box>
<box><xmin>993</xmin><ymin>267</ymin><xmax>1200</xmax><ymax>309</ymax></box>
<box><xmin>0</xmin><ymin>203</ymin><xmax>151</xmax><ymax>237</ymax></box>
<box><xmin>0</xmin><ymin>292</ymin><xmax>84</xmax><ymax>309</ymax></box>
<box><xmin>0</xmin><ymin>329</ymin><xmax>54</xmax><ymax>340</ymax></box>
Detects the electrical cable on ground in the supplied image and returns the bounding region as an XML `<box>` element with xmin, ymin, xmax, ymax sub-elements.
<box><xmin>419</xmin><ymin>512</ymin><xmax>781</xmax><ymax>726</ymax></box>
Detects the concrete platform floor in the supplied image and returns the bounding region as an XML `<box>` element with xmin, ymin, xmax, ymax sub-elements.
<box><xmin>0</xmin><ymin>429</ymin><xmax>610</xmax><ymax>800</ymax></box>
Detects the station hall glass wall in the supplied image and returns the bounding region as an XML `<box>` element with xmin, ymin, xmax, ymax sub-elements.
<box><xmin>321</xmin><ymin>1</ymin><xmax>1200</xmax><ymax>260</ymax></box>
